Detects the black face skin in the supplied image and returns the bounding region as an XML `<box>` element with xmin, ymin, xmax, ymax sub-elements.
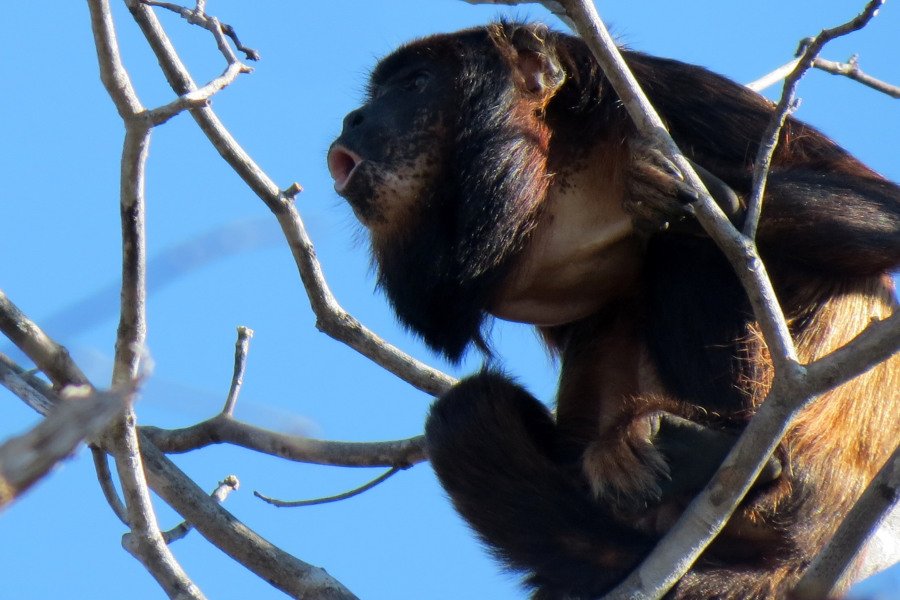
<box><xmin>329</xmin><ymin>47</ymin><xmax>450</xmax><ymax>225</ymax></box>
<box><xmin>329</xmin><ymin>29</ymin><xmax>552</xmax><ymax>360</ymax></box>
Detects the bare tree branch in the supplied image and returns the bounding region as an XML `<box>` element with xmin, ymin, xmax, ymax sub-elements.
<box><xmin>743</xmin><ymin>0</ymin><xmax>885</xmax><ymax>240</ymax></box>
<box><xmin>747</xmin><ymin>55</ymin><xmax>900</xmax><ymax>98</ymax></box>
<box><xmin>88</xmin><ymin>0</ymin><xmax>205</xmax><ymax>596</ymax></box>
<box><xmin>86</xmin><ymin>3</ymin><xmax>368</xmax><ymax>596</ymax></box>
<box><xmin>137</xmin><ymin>323</ymin><xmax>426</xmax><ymax>469</ymax></box>
<box><xmin>128</xmin><ymin>0</ymin><xmax>456</xmax><ymax>398</ymax></box>
<box><xmin>141</xmin><ymin>0</ymin><xmax>260</xmax><ymax>61</ymax></box>
<box><xmin>2</xmin><ymin>279</ymin><xmax>201</xmax><ymax>595</ymax></box>
<box><xmin>142</xmin><ymin>416</ymin><xmax>427</xmax><ymax>467</ymax></box>
<box><xmin>0</xmin><ymin>386</ymin><xmax>125</xmax><ymax>509</ymax></box>
<box><xmin>160</xmin><ymin>475</ymin><xmax>240</xmax><ymax>544</ymax></box>
<box><xmin>0</xmin><ymin>314</ymin><xmax>133</xmax><ymax>525</ymax></box>
<box><xmin>805</xmin><ymin>310</ymin><xmax>900</xmax><ymax>395</ymax></box>
<box><xmin>0</xmin><ymin>300</ymin><xmax>145</xmax><ymax>537</ymax></box>
<box><xmin>813</xmin><ymin>55</ymin><xmax>900</xmax><ymax>98</ymax></box>
<box><xmin>0</xmin><ymin>290</ymin><xmax>91</xmax><ymax>389</ymax></box>
<box><xmin>0</xmin><ymin>352</ymin><xmax>57</xmax><ymax>415</ymax></box>
<box><xmin>521</xmin><ymin>2</ymin><xmax>893</xmax><ymax>598</ymax></box>
<box><xmin>139</xmin><ymin>435</ymin><xmax>358</xmax><ymax>599</ymax></box>
<box><xmin>0</xmin><ymin>282</ymin><xmax>357</xmax><ymax>597</ymax></box>
<box><xmin>793</xmin><ymin>445</ymin><xmax>900</xmax><ymax>599</ymax></box>
<box><xmin>222</xmin><ymin>326</ymin><xmax>253</xmax><ymax>416</ymax></box>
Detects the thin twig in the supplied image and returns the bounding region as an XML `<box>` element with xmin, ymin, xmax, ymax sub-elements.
<box><xmin>255</xmin><ymin>466</ymin><xmax>403</xmax><ymax>508</ymax></box>
<box><xmin>745</xmin><ymin>58</ymin><xmax>802</xmax><ymax>92</ymax></box>
<box><xmin>92</xmin><ymin>446</ymin><xmax>130</xmax><ymax>526</ymax></box>
<box><xmin>222</xmin><ymin>326</ymin><xmax>253</xmax><ymax>416</ymax></box>
<box><xmin>743</xmin><ymin>0</ymin><xmax>885</xmax><ymax>240</ymax></box>
<box><xmin>141</xmin><ymin>0</ymin><xmax>260</xmax><ymax>60</ymax></box>
<box><xmin>813</xmin><ymin>55</ymin><xmax>900</xmax><ymax>98</ymax></box>
<box><xmin>161</xmin><ymin>476</ymin><xmax>240</xmax><ymax>544</ymax></box>
<box><xmin>148</xmin><ymin>60</ymin><xmax>250</xmax><ymax>126</ymax></box>
<box><xmin>747</xmin><ymin>56</ymin><xmax>900</xmax><ymax>98</ymax></box>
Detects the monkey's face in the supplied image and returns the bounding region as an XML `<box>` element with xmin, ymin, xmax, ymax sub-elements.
<box><xmin>326</xmin><ymin>26</ymin><xmax>595</xmax><ymax>359</ymax></box>
<box><xmin>327</xmin><ymin>45</ymin><xmax>457</xmax><ymax>253</ymax></box>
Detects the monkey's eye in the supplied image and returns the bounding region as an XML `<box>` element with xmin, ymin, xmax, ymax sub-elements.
<box><xmin>403</xmin><ymin>71</ymin><xmax>431</xmax><ymax>92</ymax></box>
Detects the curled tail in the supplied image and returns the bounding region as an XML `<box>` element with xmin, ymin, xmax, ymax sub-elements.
<box><xmin>425</xmin><ymin>370</ymin><xmax>652</xmax><ymax>598</ymax></box>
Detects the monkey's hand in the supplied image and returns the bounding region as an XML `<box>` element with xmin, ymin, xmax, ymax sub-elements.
<box><xmin>626</xmin><ymin>142</ymin><xmax>745</xmax><ymax>233</ymax></box>
<box><xmin>582</xmin><ymin>412</ymin><xmax>781</xmax><ymax>512</ymax></box>
<box><xmin>652</xmin><ymin>413</ymin><xmax>782</xmax><ymax>498</ymax></box>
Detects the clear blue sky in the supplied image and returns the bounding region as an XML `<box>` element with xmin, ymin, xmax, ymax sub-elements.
<box><xmin>1</xmin><ymin>1</ymin><xmax>898</xmax><ymax>599</ymax></box>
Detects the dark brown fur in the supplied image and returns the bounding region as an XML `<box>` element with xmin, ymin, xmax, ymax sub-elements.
<box><xmin>328</xmin><ymin>22</ymin><xmax>900</xmax><ymax>599</ymax></box>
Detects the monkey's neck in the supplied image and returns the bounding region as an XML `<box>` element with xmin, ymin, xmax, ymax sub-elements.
<box><xmin>488</xmin><ymin>141</ymin><xmax>640</xmax><ymax>326</ymax></box>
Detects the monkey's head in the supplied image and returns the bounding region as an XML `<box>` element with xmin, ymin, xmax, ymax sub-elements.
<box><xmin>328</xmin><ymin>23</ymin><xmax>638</xmax><ymax>360</ymax></box>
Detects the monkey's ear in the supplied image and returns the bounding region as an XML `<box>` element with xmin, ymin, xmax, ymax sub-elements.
<box><xmin>509</xmin><ymin>27</ymin><xmax>566</xmax><ymax>101</ymax></box>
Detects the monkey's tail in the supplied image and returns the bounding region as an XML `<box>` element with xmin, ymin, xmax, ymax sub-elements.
<box><xmin>425</xmin><ymin>370</ymin><xmax>653</xmax><ymax>598</ymax></box>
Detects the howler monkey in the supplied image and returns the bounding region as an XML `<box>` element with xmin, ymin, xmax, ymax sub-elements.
<box><xmin>327</xmin><ymin>22</ymin><xmax>900</xmax><ymax>600</ymax></box>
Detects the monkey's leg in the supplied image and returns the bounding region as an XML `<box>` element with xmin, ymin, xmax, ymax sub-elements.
<box><xmin>425</xmin><ymin>370</ymin><xmax>653</xmax><ymax>599</ymax></box>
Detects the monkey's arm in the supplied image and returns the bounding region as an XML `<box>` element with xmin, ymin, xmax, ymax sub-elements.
<box><xmin>626</xmin><ymin>146</ymin><xmax>745</xmax><ymax>233</ymax></box>
<box><xmin>628</xmin><ymin>153</ymin><xmax>900</xmax><ymax>274</ymax></box>
<box><xmin>756</xmin><ymin>170</ymin><xmax>900</xmax><ymax>274</ymax></box>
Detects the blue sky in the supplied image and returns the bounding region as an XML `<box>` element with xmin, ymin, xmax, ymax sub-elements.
<box><xmin>1</xmin><ymin>1</ymin><xmax>898</xmax><ymax>599</ymax></box>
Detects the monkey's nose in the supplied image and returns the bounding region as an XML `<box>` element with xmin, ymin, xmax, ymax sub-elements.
<box><xmin>327</xmin><ymin>145</ymin><xmax>362</xmax><ymax>194</ymax></box>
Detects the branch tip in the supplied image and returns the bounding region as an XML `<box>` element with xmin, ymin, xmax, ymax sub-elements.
<box><xmin>282</xmin><ymin>182</ymin><xmax>304</xmax><ymax>199</ymax></box>
<box><xmin>222</xmin><ymin>327</ymin><xmax>253</xmax><ymax>416</ymax></box>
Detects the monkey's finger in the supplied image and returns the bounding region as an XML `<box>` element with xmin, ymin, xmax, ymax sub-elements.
<box><xmin>681</xmin><ymin>161</ymin><xmax>745</xmax><ymax>226</ymax></box>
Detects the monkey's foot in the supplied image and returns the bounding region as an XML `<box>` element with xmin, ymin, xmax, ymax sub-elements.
<box><xmin>581</xmin><ymin>414</ymin><xmax>670</xmax><ymax>509</ymax></box>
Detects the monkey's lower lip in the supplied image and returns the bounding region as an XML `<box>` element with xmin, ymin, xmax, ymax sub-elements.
<box><xmin>327</xmin><ymin>145</ymin><xmax>364</xmax><ymax>194</ymax></box>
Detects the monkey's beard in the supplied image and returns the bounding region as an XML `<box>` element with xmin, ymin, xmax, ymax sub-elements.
<box><xmin>374</xmin><ymin>126</ymin><xmax>549</xmax><ymax>362</ymax></box>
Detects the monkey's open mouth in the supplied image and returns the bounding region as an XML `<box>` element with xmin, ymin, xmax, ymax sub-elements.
<box><xmin>327</xmin><ymin>145</ymin><xmax>363</xmax><ymax>194</ymax></box>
